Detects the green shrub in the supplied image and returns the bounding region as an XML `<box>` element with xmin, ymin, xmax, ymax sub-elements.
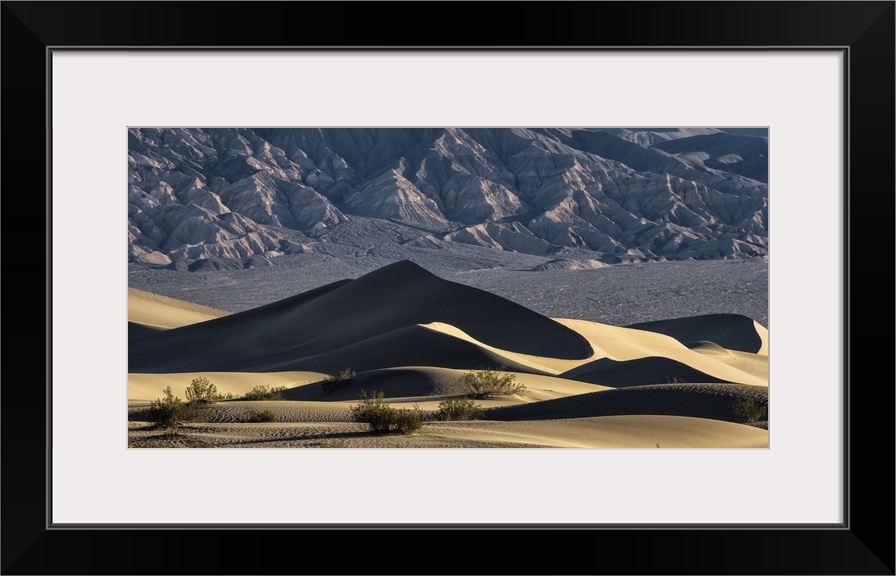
<box><xmin>146</xmin><ymin>379</ymin><xmax>231</xmax><ymax>428</ymax></box>
<box><xmin>350</xmin><ymin>390</ymin><xmax>393</xmax><ymax>432</ymax></box>
<box><xmin>184</xmin><ymin>376</ymin><xmax>220</xmax><ymax>404</ymax></box>
<box><xmin>731</xmin><ymin>397</ymin><xmax>768</xmax><ymax>423</ymax></box>
<box><xmin>320</xmin><ymin>368</ymin><xmax>357</xmax><ymax>394</ymax></box>
<box><xmin>243</xmin><ymin>384</ymin><xmax>287</xmax><ymax>401</ymax></box>
<box><xmin>458</xmin><ymin>367</ymin><xmax>526</xmax><ymax>398</ymax></box>
<box><xmin>350</xmin><ymin>390</ymin><xmax>422</xmax><ymax>434</ymax></box>
<box><xmin>436</xmin><ymin>398</ymin><xmax>485</xmax><ymax>421</ymax></box>
<box><xmin>146</xmin><ymin>386</ymin><xmax>184</xmax><ymax>427</ymax></box>
<box><xmin>146</xmin><ymin>386</ymin><xmax>205</xmax><ymax>427</ymax></box>
<box><xmin>244</xmin><ymin>409</ymin><xmax>277</xmax><ymax>423</ymax></box>
<box><xmin>391</xmin><ymin>407</ymin><xmax>423</xmax><ymax>434</ymax></box>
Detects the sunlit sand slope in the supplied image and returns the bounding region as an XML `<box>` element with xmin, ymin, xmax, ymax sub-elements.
<box><xmin>128</xmin><ymin>287</ymin><xmax>231</xmax><ymax>331</ymax></box>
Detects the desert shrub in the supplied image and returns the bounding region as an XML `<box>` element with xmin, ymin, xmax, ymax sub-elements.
<box><xmin>391</xmin><ymin>407</ymin><xmax>424</xmax><ymax>434</ymax></box>
<box><xmin>244</xmin><ymin>409</ymin><xmax>277</xmax><ymax>423</ymax></box>
<box><xmin>350</xmin><ymin>390</ymin><xmax>422</xmax><ymax>434</ymax></box>
<box><xmin>181</xmin><ymin>402</ymin><xmax>206</xmax><ymax>421</ymax></box>
<box><xmin>731</xmin><ymin>397</ymin><xmax>768</xmax><ymax>423</ymax></box>
<box><xmin>146</xmin><ymin>379</ymin><xmax>231</xmax><ymax>428</ymax></box>
<box><xmin>458</xmin><ymin>367</ymin><xmax>526</xmax><ymax>399</ymax></box>
<box><xmin>243</xmin><ymin>384</ymin><xmax>287</xmax><ymax>401</ymax></box>
<box><xmin>146</xmin><ymin>386</ymin><xmax>185</xmax><ymax>427</ymax></box>
<box><xmin>146</xmin><ymin>386</ymin><xmax>205</xmax><ymax>427</ymax></box>
<box><xmin>184</xmin><ymin>376</ymin><xmax>220</xmax><ymax>404</ymax></box>
<box><xmin>350</xmin><ymin>390</ymin><xmax>394</xmax><ymax>432</ymax></box>
<box><xmin>320</xmin><ymin>368</ymin><xmax>357</xmax><ymax>394</ymax></box>
<box><xmin>436</xmin><ymin>398</ymin><xmax>485</xmax><ymax>421</ymax></box>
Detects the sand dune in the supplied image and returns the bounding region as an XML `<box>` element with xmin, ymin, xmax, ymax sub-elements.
<box><xmin>127</xmin><ymin>287</ymin><xmax>230</xmax><ymax>331</ymax></box>
<box><xmin>283</xmin><ymin>367</ymin><xmax>609</xmax><ymax>402</ymax></box>
<box><xmin>424</xmin><ymin>318</ymin><xmax>766</xmax><ymax>387</ymax></box>
<box><xmin>128</xmin><ymin>379</ymin><xmax>768</xmax><ymax>448</ymax></box>
<box><xmin>127</xmin><ymin>421</ymin><xmax>549</xmax><ymax>449</ymax></box>
<box><xmin>127</xmin><ymin>262</ymin><xmax>768</xmax><ymax>449</ymax></box>
<box><xmin>560</xmin><ymin>356</ymin><xmax>728</xmax><ymax>387</ymax></box>
<box><xmin>556</xmin><ymin>317</ymin><xmax>699</xmax><ymax>361</ymax></box>
<box><xmin>428</xmin><ymin>415</ymin><xmax>768</xmax><ymax>448</ymax></box>
<box><xmin>419</xmin><ymin>322</ymin><xmax>574</xmax><ymax>374</ymax></box>
<box><xmin>130</xmin><ymin>312</ymin><xmax>764</xmax><ymax>386</ymax></box>
<box><xmin>130</xmin><ymin>399</ymin><xmax>353</xmax><ymax>423</ymax></box>
<box><xmin>487</xmin><ymin>383</ymin><xmax>768</xmax><ymax>424</ymax></box>
<box><xmin>626</xmin><ymin>313</ymin><xmax>765</xmax><ymax>354</ymax></box>
<box><xmin>128</xmin><ymin>416</ymin><xmax>767</xmax><ymax>448</ymax></box>
<box><xmin>685</xmin><ymin>340</ymin><xmax>733</xmax><ymax>355</ymax></box>
<box><xmin>127</xmin><ymin>371</ymin><xmax>329</xmax><ymax>401</ymax></box>
<box><xmin>687</xmin><ymin>342</ymin><xmax>769</xmax><ymax>380</ymax></box>
<box><xmin>263</xmin><ymin>325</ymin><xmax>533</xmax><ymax>374</ymax></box>
<box><xmin>129</xmin><ymin>261</ymin><xmax>592</xmax><ymax>373</ymax></box>
<box><xmin>128</xmin><ymin>365</ymin><xmax>604</xmax><ymax>406</ymax></box>
<box><xmin>552</xmin><ymin>318</ymin><xmax>767</xmax><ymax>386</ymax></box>
<box><xmin>754</xmin><ymin>321</ymin><xmax>769</xmax><ymax>356</ymax></box>
<box><xmin>128</xmin><ymin>322</ymin><xmax>164</xmax><ymax>340</ymax></box>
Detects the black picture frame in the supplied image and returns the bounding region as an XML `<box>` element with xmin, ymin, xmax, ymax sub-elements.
<box><xmin>2</xmin><ymin>2</ymin><xmax>892</xmax><ymax>574</ymax></box>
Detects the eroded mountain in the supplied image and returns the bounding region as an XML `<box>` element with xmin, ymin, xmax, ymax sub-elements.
<box><xmin>128</xmin><ymin>127</ymin><xmax>768</xmax><ymax>267</ymax></box>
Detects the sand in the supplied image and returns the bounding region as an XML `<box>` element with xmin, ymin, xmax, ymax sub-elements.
<box><xmin>129</xmin><ymin>261</ymin><xmax>593</xmax><ymax>373</ymax></box>
<box><xmin>128</xmin><ymin>287</ymin><xmax>230</xmax><ymax>331</ymax></box>
<box><xmin>128</xmin><ymin>371</ymin><xmax>330</xmax><ymax>402</ymax></box>
<box><xmin>128</xmin><ymin>414</ymin><xmax>766</xmax><ymax>449</ymax></box>
<box><xmin>127</xmin><ymin>261</ymin><xmax>769</xmax><ymax>449</ymax></box>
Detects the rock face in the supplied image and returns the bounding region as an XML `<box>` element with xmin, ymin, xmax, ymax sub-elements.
<box><xmin>128</xmin><ymin>128</ymin><xmax>768</xmax><ymax>266</ymax></box>
<box><xmin>531</xmin><ymin>258</ymin><xmax>609</xmax><ymax>272</ymax></box>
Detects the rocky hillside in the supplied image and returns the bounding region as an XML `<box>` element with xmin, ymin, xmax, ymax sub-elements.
<box><xmin>128</xmin><ymin>128</ymin><xmax>768</xmax><ymax>267</ymax></box>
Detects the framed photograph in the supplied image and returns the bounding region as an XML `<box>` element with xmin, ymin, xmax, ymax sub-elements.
<box><xmin>3</xmin><ymin>2</ymin><xmax>892</xmax><ymax>574</ymax></box>
<box><xmin>125</xmin><ymin>122</ymin><xmax>774</xmax><ymax>451</ymax></box>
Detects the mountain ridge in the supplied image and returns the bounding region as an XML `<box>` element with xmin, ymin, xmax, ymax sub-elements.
<box><xmin>128</xmin><ymin>128</ymin><xmax>768</xmax><ymax>267</ymax></box>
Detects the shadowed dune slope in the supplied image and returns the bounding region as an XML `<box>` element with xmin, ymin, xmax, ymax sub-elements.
<box><xmin>551</xmin><ymin>318</ymin><xmax>766</xmax><ymax>385</ymax></box>
<box><xmin>128</xmin><ymin>322</ymin><xmax>164</xmax><ymax>340</ymax></box>
<box><xmin>252</xmin><ymin>325</ymin><xmax>534</xmax><ymax>374</ymax></box>
<box><xmin>283</xmin><ymin>367</ymin><xmax>606</xmax><ymax>402</ymax></box>
<box><xmin>129</xmin><ymin>261</ymin><xmax>592</xmax><ymax>373</ymax></box>
<box><xmin>626</xmin><ymin>314</ymin><xmax>764</xmax><ymax>353</ymax></box>
<box><xmin>129</xmin><ymin>278</ymin><xmax>350</xmax><ymax>372</ymax></box>
<box><xmin>486</xmin><ymin>383</ymin><xmax>767</xmax><ymax>424</ymax></box>
<box><xmin>284</xmin><ymin>367</ymin><xmax>455</xmax><ymax>401</ymax></box>
<box><xmin>560</xmin><ymin>356</ymin><xmax>728</xmax><ymax>387</ymax></box>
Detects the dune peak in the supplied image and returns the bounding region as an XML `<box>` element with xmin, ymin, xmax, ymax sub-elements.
<box><xmin>129</xmin><ymin>260</ymin><xmax>594</xmax><ymax>373</ymax></box>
